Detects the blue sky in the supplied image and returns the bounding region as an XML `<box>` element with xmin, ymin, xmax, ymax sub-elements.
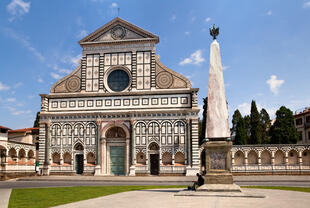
<box><xmin>1</xmin><ymin>0</ymin><xmax>310</xmax><ymax>129</ymax></box>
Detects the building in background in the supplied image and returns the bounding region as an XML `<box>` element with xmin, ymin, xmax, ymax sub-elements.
<box><xmin>294</xmin><ymin>107</ymin><xmax>310</xmax><ymax>144</ymax></box>
<box><xmin>39</xmin><ymin>18</ymin><xmax>200</xmax><ymax>176</ymax></box>
<box><xmin>0</xmin><ymin>126</ymin><xmax>38</xmax><ymax>180</ymax></box>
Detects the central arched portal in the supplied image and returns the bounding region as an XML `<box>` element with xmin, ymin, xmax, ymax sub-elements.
<box><xmin>103</xmin><ymin>126</ymin><xmax>129</xmax><ymax>175</ymax></box>
<box><xmin>149</xmin><ymin>142</ymin><xmax>160</xmax><ymax>175</ymax></box>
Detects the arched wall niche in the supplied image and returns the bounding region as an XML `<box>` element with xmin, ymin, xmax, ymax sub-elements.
<box><xmin>234</xmin><ymin>151</ymin><xmax>245</xmax><ymax>165</ymax></box>
<box><xmin>136</xmin><ymin>152</ymin><xmax>146</xmax><ymax>166</ymax></box>
<box><xmin>247</xmin><ymin>150</ymin><xmax>258</xmax><ymax>165</ymax></box>
<box><xmin>261</xmin><ymin>150</ymin><xmax>272</xmax><ymax>165</ymax></box>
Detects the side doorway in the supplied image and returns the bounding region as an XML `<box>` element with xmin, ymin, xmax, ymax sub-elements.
<box><xmin>74</xmin><ymin>143</ymin><xmax>84</xmax><ymax>174</ymax></box>
<box><xmin>75</xmin><ymin>154</ymin><xmax>84</xmax><ymax>174</ymax></box>
<box><xmin>149</xmin><ymin>142</ymin><xmax>160</xmax><ymax>175</ymax></box>
<box><xmin>150</xmin><ymin>154</ymin><xmax>159</xmax><ymax>175</ymax></box>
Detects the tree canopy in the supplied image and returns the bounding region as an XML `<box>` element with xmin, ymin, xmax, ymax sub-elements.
<box><xmin>269</xmin><ymin>106</ymin><xmax>298</xmax><ymax>144</ymax></box>
<box><xmin>231</xmin><ymin>101</ymin><xmax>296</xmax><ymax>145</ymax></box>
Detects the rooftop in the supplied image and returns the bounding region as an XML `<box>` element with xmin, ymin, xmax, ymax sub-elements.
<box><xmin>8</xmin><ymin>127</ymin><xmax>39</xmax><ymax>133</ymax></box>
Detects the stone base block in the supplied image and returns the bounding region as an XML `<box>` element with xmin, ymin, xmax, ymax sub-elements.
<box><xmin>204</xmin><ymin>172</ymin><xmax>233</xmax><ymax>184</ymax></box>
<box><xmin>129</xmin><ymin>165</ymin><xmax>135</xmax><ymax>176</ymax></box>
<box><xmin>175</xmin><ymin>189</ymin><xmax>265</xmax><ymax>198</ymax></box>
<box><xmin>197</xmin><ymin>183</ymin><xmax>241</xmax><ymax>192</ymax></box>
<box><xmin>94</xmin><ymin>165</ymin><xmax>101</xmax><ymax>175</ymax></box>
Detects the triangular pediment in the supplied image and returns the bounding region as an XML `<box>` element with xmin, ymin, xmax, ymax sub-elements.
<box><xmin>79</xmin><ymin>17</ymin><xmax>159</xmax><ymax>45</ymax></box>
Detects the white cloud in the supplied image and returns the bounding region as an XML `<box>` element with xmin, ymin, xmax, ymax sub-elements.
<box><xmin>7</xmin><ymin>106</ymin><xmax>31</xmax><ymax>116</ymax></box>
<box><xmin>37</xmin><ymin>77</ymin><xmax>43</xmax><ymax>83</ymax></box>
<box><xmin>179</xmin><ymin>50</ymin><xmax>205</xmax><ymax>66</ymax></box>
<box><xmin>237</xmin><ymin>102</ymin><xmax>277</xmax><ymax>118</ymax></box>
<box><xmin>303</xmin><ymin>1</ymin><xmax>310</xmax><ymax>8</ymax></box>
<box><xmin>57</xmin><ymin>68</ymin><xmax>71</xmax><ymax>74</ymax></box>
<box><xmin>62</xmin><ymin>54</ymin><xmax>81</xmax><ymax>67</ymax></box>
<box><xmin>12</xmin><ymin>110</ymin><xmax>32</xmax><ymax>116</ymax></box>
<box><xmin>266</xmin><ymin>10</ymin><xmax>272</xmax><ymax>15</ymax></box>
<box><xmin>7</xmin><ymin>98</ymin><xmax>16</xmax><ymax>102</ymax></box>
<box><xmin>190</xmin><ymin>16</ymin><xmax>196</xmax><ymax>22</ymax></box>
<box><xmin>90</xmin><ymin>0</ymin><xmax>105</xmax><ymax>2</ymax></box>
<box><xmin>0</xmin><ymin>82</ymin><xmax>10</xmax><ymax>91</ymax></box>
<box><xmin>7</xmin><ymin>0</ymin><xmax>31</xmax><ymax>21</ymax></box>
<box><xmin>266</xmin><ymin>75</ymin><xmax>284</xmax><ymax>95</ymax></box>
<box><xmin>77</xmin><ymin>30</ymin><xmax>88</xmax><ymax>39</ymax></box>
<box><xmin>50</xmin><ymin>72</ymin><xmax>62</xmax><ymax>80</ymax></box>
<box><xmin>171</xmin><ymin>14</ymin><xmax>176</xmax><ymax>21</ymax></box>
<box><xmin>13</xmin><ymin>82</ymin><xmax>23</xmax><ymax>88</ymax></box>
<box><xmin>222</xmin><ymin>65</ymin><xmax>230</xmax><ymax>71</ymax></box>
<box><xmin>4</xmin><ymin>28</ymin><xmax>45</xmax><ymax>62</ymax></box>
<box><xmin>198</xmin><ymin>104</ymin><xmax>203</xmax><ymax>119</ymax></box>
<box><xmin>111</xmin><ymin>2</ymin><xmax>118</xmax><ymax>8</ymax></box>
<box><xmin>185</xmin><ymin>31</ymin><xmax>190</xmax><ymax>36</ymax></box>
<box><xmin>205</xmin><ymin>17</ymin><xmax>211</xmax><ymax>23</ymax></box>
<box><xmin>238</xmin><ymin>102</ymin><xmax>251</xmax><ymax>116</ymax></box>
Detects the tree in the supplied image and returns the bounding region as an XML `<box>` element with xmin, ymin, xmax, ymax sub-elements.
<box><xmin>199</xmin><ymin>97</ymin><xmax>208</xmax><ymax>145</ymax></box>
<box><xmin>270</xmin><ymin>106</ymin><xmax>298</xmax><ymax>144</ymax></box>
<box><xmin>231</xmin><ymin>109</ymin><xmax>247</xmax><ymax>145</ymax></box>
<box><xmin>244</xmin><ymin>115</ymin><xmax>251</xmax><ymax>144</ymax></box>
<box><xmin>235</xmin><ymin>116</ymin><xmax>247</xmax><ymax>145</ymax></box>
<box><xmin>231</xmin><ymin>109</ymin><xmax>242</xmax><ymax>138</ymax></box>
<box><xmin>260</xmin><ymin>108</ymin><xmax>271</xmax><ymax>144</ymax></box>
<box><xmin>33</xmin><ymin>112</ymin><xmax>40</xmax><ymax>128</ymax></box>
<box><xmin>250</xmin><ymin>100</ymin><xmax>261</xmax><ymax>144</ymax></box>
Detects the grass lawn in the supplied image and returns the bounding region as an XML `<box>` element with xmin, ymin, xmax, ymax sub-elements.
<box><xmin>9</xmin><ymin>185</ymin><xmax>310</xmax><ymax>208</ymax></box>
<box><xmin>242</xmin><ymin>186</ymin><xmax>310</xmax><ymax>193</ymax></box>
<box><xmin>8</xmin><ymin>185</ymin><xmax>185</xmax><ymax>208</ymax></box>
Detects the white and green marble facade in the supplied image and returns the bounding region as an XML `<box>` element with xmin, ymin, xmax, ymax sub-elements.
<box><xmin>38</xmin><ymin>18</ymin><xmax>200</xmax><ymax>176</ymax></box>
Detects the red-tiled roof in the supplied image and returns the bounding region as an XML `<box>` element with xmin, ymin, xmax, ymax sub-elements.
<box><xmin>0</xmin><ymin>125</ymin><xmax>11</xmax><ymax>130</ymax></box>
<box><xmin>8</xmin><ymin>127</ymin><xmax>39</xmax><ymax>133</ymax></box>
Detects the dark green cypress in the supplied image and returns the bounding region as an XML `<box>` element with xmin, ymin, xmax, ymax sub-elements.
<box><xmin>270</xmin><ymin>106</ymin><xmax>298</xmax><ymax>144</ymax></box>
<box><xmin>250</xmin><ymin>100</ymin><xmax>261</xmax><ymax>144</ymax></box>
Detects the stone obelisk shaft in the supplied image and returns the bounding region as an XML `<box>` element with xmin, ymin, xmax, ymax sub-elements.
<box><xmin>206</xmin><ymin>39</ymin><xmax>230</xmax><ymax>139</ymax></box>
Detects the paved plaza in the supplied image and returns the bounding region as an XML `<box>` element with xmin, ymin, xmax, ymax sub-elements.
<box><xmin>1</xmin><ymin>175</ymin><xmax>310</xmax><ymax>208</ymax></box>
<box><xmin>53</xmin><ymin>188</ymin><xmax>310</xmax><ymax>208</ymax></box>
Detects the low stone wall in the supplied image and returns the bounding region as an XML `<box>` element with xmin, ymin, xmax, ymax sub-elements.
<box><xmin>200</xmin><ymin>144</ymin><xmax>310</xmax><ymax>175</ymax></box>
<box><xmin>0</xmin><ymin>171</ymin><xmax>36</xmax><ymax>181</ymax></box>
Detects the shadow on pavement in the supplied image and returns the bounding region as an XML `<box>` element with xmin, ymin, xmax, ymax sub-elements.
<box><xmin>137</xmin><ymin>189</ymin><xmax>184</xmax><ymax>193</ymax></box>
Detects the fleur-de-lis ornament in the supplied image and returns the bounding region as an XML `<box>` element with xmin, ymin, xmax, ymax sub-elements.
<box><xmin>209</xmin><ymin>24</ymin><xmax>219</xmax><ymax>40</ymax></box>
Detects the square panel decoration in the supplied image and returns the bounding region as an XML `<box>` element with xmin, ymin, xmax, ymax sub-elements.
<box><xmin>161</xmin><ymin>97</ymin><xmax>168</xmax><ymax>105</ymax></box>
<box><xmin>114</xmin><ymin>99</ymin><xmax>121</xmax><ymax>106</ymax></box>
<box><xmin>105</xmin><ymin>99</ymin><xmax>112</xmax><ymax>106</ymax></box>
<box><xmin>96</xmin><ymin>100</ymin><xmax>102</xmax><ymax>107</ymax></box>
<box><xmin>181</xmin><ymin>97</ymin><xmax>188</xmax><ymax>104</ymax></box>
<box><xmin>69</xmin><ymin>101</ymin><xmax>76</xmax><ymax>108</ymax></box>
<box><xmin>87</xmin><ymin>100</ymin><xmax>94</xmax><ymax>107</ymax></box>
<box><xmin>151</xmin><ymin>98</ymin><xmax>158</xmax><ymax>105</ymax></box>
<box><xmin>60</xmin><ymin>101</ymin><xmax>67</xmax><ymax>108</ymax></box>
<box><xmin>171</xmin><ymin>97</ymin><xmax>178</xmax><ymax>104</ymax></box>
<box><xmin>78</xmin><ymin>100</ymin><xmax>85</xmax><ymax>107</ymax></box>
<box><xmin>51</xmin><ymin>101</ymin><xmax>58</xmax><ymax>108</ymax></box>
<box><xmin>123</xmin><ymin>99</ymin><xmax>130</xmax><ymax>106</ymax></box>
<box><xmin>133</xmin><ymin>98</ymin><xmax>139</xmax><ymax>106</ymax></box>
<box><xmin>142</xmin><ymin>98</ymin><xmax>149</xmax><ymax>105</ymax></box>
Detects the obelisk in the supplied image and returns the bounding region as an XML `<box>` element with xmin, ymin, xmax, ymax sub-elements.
<box><xmin>206</xmin><ymin>38</ymin><xmax>230</xmax><ymax>140</ymax></box>
<box><xmin>198</xmin><ymin>25</ymin><xmax>239</xmax><ymax>191</ymax></box>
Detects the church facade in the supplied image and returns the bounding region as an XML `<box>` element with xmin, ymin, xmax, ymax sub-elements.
<box><xmin>38</xmin><ymin>18</ymin><xmax>200</xmax><ymax>176</ymax></box>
